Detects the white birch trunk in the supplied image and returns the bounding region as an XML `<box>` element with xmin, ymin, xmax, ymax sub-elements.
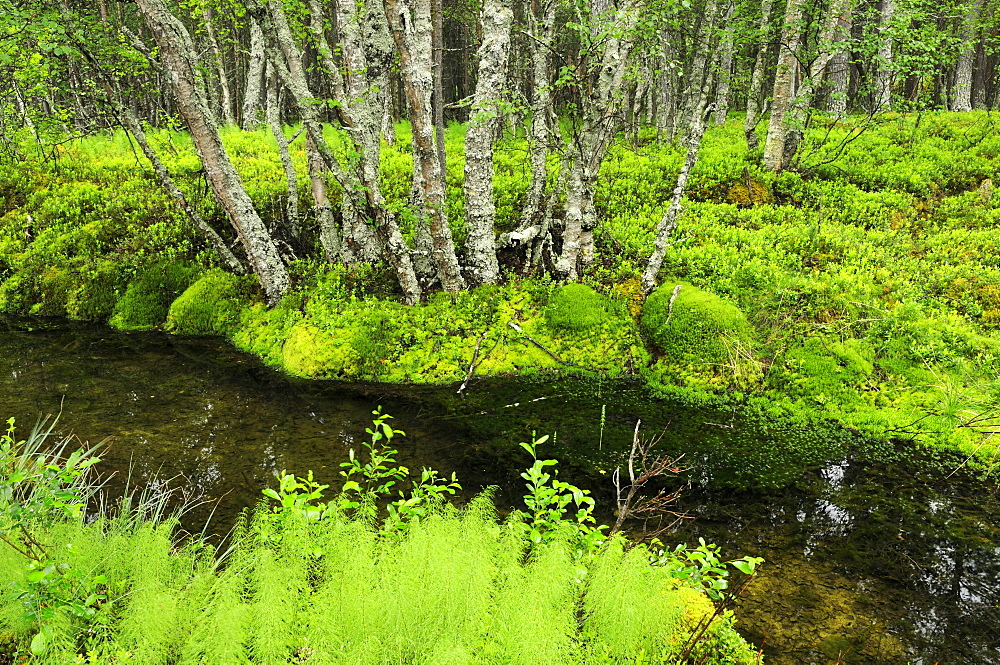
<box><xmin>874</xmin><ymin>0</ymin><xmax>895</xmax><ymax>111</ymax></box>
<box><xmin>744</xmin><ymin>0</ymin><xmax>774</xmax><ymax>150</ymax></box>
<box><xmin>952</xmin><ymin>0</ymin><xmax>982</xmax><ymax>112</ymax></box>
<box><xmin>642</xmin><ymin>111</ymin><xmax>708</xmax><ymax>294</ymax></box>
<box><xmin>462</xmin><ymin>0</ymin><xmax>513</xmax><ymax>286</ymax></box>
<box><xmin>763</xmin><ymin>0</ymin><xmax>805</xmax><ymax>171</ymax></box>
<box><xmin>203</xmin><ymin>7</ymin><xmax>235</xmax><ymax>126</ymax></box>
<box><xmin>713</xmin><ymin>3</ymin><xmax>736</xmax><ymax>125</ymax></box>
<box><xmin>385</xmin><ymin>0</ymin><xmax>466</xmax><ymax>292</ymax></box>
<box><xmin>241</xmin><ymin>17</ymin><xmax>266</xmax><ymax>129</ymax></box>
<box><xmin>554</xmin><ymin>0</ymin><xmax>639</xmax><ymax>280</ymax></box>
<box><xmin>135</xmin><ymin>0</ymin><xmax>290</xmax><ymax>304</ymax></box>
<box><xmin>519</xmin><ymin>0</ymin><xmax>558</xmax><ymax>232</ymax></box>
<box><xmin>265</xmin><ymin>71</ymin><xmax>300</xmax><ymax>238</ymax></box>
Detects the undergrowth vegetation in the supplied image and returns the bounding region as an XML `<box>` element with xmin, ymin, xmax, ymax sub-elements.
<box><xmin>3</xmin><ymin>112</ymin><xmax>1000</xmax><ymax>468</ymax></box>
<box><xmin>0</xmin><ymin>414</ymin><xmax>761</xmax><ymax>664</ymax></box>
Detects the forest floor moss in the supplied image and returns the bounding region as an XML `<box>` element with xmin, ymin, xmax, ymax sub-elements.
<box><xmin>3</xmin><ymin>112</ymin><xmax>1000</xmax><ymax>475</ymax></box>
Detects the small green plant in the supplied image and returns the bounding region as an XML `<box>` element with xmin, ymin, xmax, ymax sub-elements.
<box><xmin>0</xmin><ymin>416</ymin><xmax>107</xmax><ymax>655</ymax></box>
<box><xmin>649</xmin><ymin>537</ymin><xmax>764</xmax><ymax>601</ymax></box>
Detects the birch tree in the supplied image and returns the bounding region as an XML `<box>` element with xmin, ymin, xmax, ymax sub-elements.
<box><xmin>553</xmin><ymin>0</ymin><xmax>645</xmax><ymax>280</ymax></box>
<box><xmin>744</xmin><ymin>0</ymin><xmax>775</xmax><ymax>151</ymax></box>
<box><xmin>462</xmin><ymin>0</ymin><xmax>514</xmax><ymax>286</ymax></box>
<box><xmin>133</xmin><ymin>0</ymin><xmax>290</xmax><ymax>304</ymax></box>
<box><xmin>385</xmin><ymin>0</ymin><xmax>466</xmax><ymax>292</ymax></box>
<box><xmin>952</xmin><ymin>0</ymin><xmax>983</xmax><ymax>112</ymax></box>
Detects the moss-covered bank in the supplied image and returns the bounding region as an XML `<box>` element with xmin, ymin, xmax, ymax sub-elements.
<box><xmin>4</xmin><ymin>113</ymin><xmax>1000</xmax><ymax>472</ymax></box>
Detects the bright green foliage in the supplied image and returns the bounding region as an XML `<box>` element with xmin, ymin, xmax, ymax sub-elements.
<box><xmin>7</xmin><ymin>113</ymin><xmax>1000</xmax><ymax>463</ymax></box>
<box><xmin>165</xmin><ymin>269</ymin><xmax>250</xmax><ymax>336</ymax></box>
<box><xmin>109</xmin><ymin>263</ymin><xmax>200</xmax><ymax>331</ymax></box>
<box><xmin>0</xmin><ymin>413</ymin><xmax>759</xmax><ymax>663</ymax></box>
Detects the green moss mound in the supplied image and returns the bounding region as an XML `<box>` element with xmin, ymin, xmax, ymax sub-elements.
<box><xmin>165</xmin><ymin>269</ymin><xmax>249</xmax><ymax>336</ymax></box>
<box><xmin>66</xmin><ymin>260</ymin><xmax>129</xmax><ymax>321</ymax></box>
<box><xmin>544</xmin><ymin>283</ymin><xmax>612</xmax><ymax>334</ymax></box>
<box><xmin>109</xmin><ymin>263</ymin><xmax>200</xmax><ymax>331</ymax></box>
<box><xmin>641</xmin><ymin>282</ymin><xmax>755</xmax><ymax>367</ymax></box>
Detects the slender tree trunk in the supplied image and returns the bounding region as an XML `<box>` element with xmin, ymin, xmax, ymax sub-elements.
<box><xmin>744</xmin><ymin>0</ymin><xmax>775</xmax><ymax>150</ymax></box>
<box><xmin>265</xmin><ymin>72</ymin><xmax>300</xmax><ymax>238</ymax></box>
<box><xmin>462</xmin><ymin>0</ymin><xmax>513</xmax><ymax>286</ymax></box>
<box><xmin>519</xmin><ymin>0</ymin><xmax>557</xmax><ymax>232</ymax></box>
<box><xmin>203</xmin><ymin>7</ymin><xmax>236</xmax><ymax>126</ymax></box>
<box><xmin>554</xmin><ymin>0</ymin><xmax>640</xmax><ymax>280</ymax></box>
<box><xmin>115</xmin><ymin>96</ymin><xmax>245</xmax><ymax>274</ymax></box>
<box><xmin>952</xmin><ymin>0</ymin><xmax>982</xmax><ymax>112</ymax></box>
<box><xmin>642</xmin><ymin>110</ymin><xmax>708</xmax><ymax>294</ymax></box>
<box><xmin>241</xmin><ymin>17</ymin><xmax>266</xmax><ymax>129</ymax></box>
<box><xmin>826</xmin><ymin>10</ymin><xmax>852</xmax><ymax>114</ymax></box>
<box><xmin>763</xmin><ymin>0</ymin><xmax>805</xmax><ymax>171</ymax></box>
<box><xmin>874</xmin><ymin>0</ymin><xmax>895</xmax><ymax>111</ymax></box>
<box><xmin>255</xmin><ymin>0</ymin><xmax>421</xmax><ymax>303</ymax></box>
<box><xmin>306</xmin><ymin>133</ymin><xmax>341</xmax><ymax>264</ymax></box>
<box><xmin>713</xmin><ymin>2</ymin><xmax>735</xmax><ymax>125</ymax></box>
<box><xmin>385</xmin><ymin>0</ymin><xmax>466</xmax><ymax>292</ymax></box>
<box><xmin>432</xmin><ymin>0</ymin><xmax>446</xmax><ymax>173</ymax></box>
<box><xmin>135</xmin><ymin>0</ymin><xmax>290</xmax><ymax>304</ymax></box>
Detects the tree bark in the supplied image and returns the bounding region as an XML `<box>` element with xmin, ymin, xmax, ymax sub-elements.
<box><xmin>642</xmin><ymin>110</ymin><xmax>708</xmax><ymax>294</ymax></box>
<box><xmin>519</xmin><ymin>0</ymin><xmax>558</xmax><ymax>233</ymax></box>
<box><xmin>713</xmin><ymin>2</ymin><xmax>735</xmax><ymax>125</ymax></box>
<box><xmin>265</xmin><ymin>70</ymin><xmax>300</xmax><ymax>239</ymax></box>
<box><xmin>874</xmin><ymin>0</ymin><xmax>895</xmax><ymax>111</ymax></box>
<box><xmin>762</xmin><ymin>0</ymin><xmax>805</xmax><ymax>171</ymax></box>
<box><xmin>385</xmin><ymin>0</ymin><xmax>466</xmax><ymax>292</ymax></box>
<box><xmin>826</xmin><ymin>9</ymin><xmax>852</xmax><ymax>115</ymax></box>
<box><xmin>744</xmin><ymin>0</ymin><xmax>775</xmax><ymax>151</ymax></box>
<box><xmin>135</xmin><ymin>0</ymin><xmax>290</xmax><ymax>304</ymax></box>
<box><xmin>202</xmin><ymin>6</ymin><xmax>236</xmax><ymax>126</ymax></box>
<box><xmin>952</xmin><ymin>0</ymin><xmax>982</xmax><ymax>112</ymax></box>
<box><xmin>554</xmin><ymin>0</ymin><xmax>641</xmax><ymax>280</ymax></box>
<box><xmin>462</xmin><ymin>0</ymin><xmax>513</xmax><ymax>286</ymax></box>
<box><xmin>241</xmin><ymin>17</ymin><xmax>266</xmax><ymax>129</ymax></box>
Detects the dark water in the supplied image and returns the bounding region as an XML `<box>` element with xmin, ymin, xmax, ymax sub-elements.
<box><xmin>1</xmin><ymin>318</ymin><xmax>998</xmax><ymax>664</ymax></box>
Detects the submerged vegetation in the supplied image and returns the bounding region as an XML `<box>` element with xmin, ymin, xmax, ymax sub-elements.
<box><xmin>0</xmin><ymin>413</ymin><xmax>761</xmax><ymax>663</ymax></box>
<box><xmin>3</xmin><ymin>113</ymin><xmax>1000</xmax><ymax>470</ymax></box>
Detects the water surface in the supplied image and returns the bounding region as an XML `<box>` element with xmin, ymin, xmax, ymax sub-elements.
<box><xmin>1</xmin><ymin>318</ymin><xmax>997</xmax><ymax>664</ymax></box>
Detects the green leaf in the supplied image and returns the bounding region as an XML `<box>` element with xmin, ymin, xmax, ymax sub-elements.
<box><xmin>29</xmin><ymin>631</ymin><xmax>47</xmax><ymax>655</ymax></box>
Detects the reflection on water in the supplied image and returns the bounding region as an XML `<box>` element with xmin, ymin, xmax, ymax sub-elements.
<box><xmin>1</xmin><ymin>318</ymin><xmax>999</xmax><ymax>664</ymax></box>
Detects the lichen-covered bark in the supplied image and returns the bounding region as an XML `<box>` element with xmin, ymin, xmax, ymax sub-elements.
<box><xmin>553</xmin><ymin>0</ymin><xmax>640</xmax><ymax>280</ymax></box>
<box><xmin>385</xmin><ymin>0</ymin><xmax>465</xmax><ymax>292</ymax></box>
<box><xmin>135</xmin><ymin>0</ymin><xmax>290</xmax><ymax>304</ymax></box>
<box><xmin>641</xmin><ymin>112</ymin><xmax>707</xmax><ymax>294</ymax></box>
<box><xmin>252</xmin><ymin>0</ymin><xmax>421</xmax><ymax>304</ymax></box>
<box><xmin>952</xmin><ymin>0</ymin><xmax>982</xmax><ymax>112</ymax></box>
<box><xmin>241</xmin><ymin>18</ymin><xmax>266</xmax><ymax>129</ymax></box>
<box><xmin>265</xmin><ymin>69</ymin><xmax>299</xmax><ymax>238</ymax></box>
<box><xmin>462</xmin><ymin>0</ymin><xmax>513</xmax><ymax>286</ymax></box>
<box><xmin>519</xmin><ymin>0</ymin><xmax>557</xmax><ymax>232</ymax></box>
<box><xmin>202</xmin><ymin>6</ymin><xmax>235</xmax><ymax>126</ymax></box>
<box><xmin>762</xmin><ymin>0</ymin><xmax>804</xmax><ymax>171</ymax></box>
<box><xmin>713</xmin><ymin>3</ymin><xmax>735</xmax><ymax>126</ymax></box>
<box><xmin>874</xmin><ymin>0</ymin><xmax>895</xmax><ymax>111</ymax></box>
<box><xmin>744</xmin><ymin>0</ymin><xmax>774</xmax><ymax>151</ymax></box>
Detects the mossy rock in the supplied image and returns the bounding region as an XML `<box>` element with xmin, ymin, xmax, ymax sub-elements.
<box><xmin>726</xmin><ymin>178</ymin><xmax>774</xmax><ymax>207</ymax></box>
<box><xmin>67</xmin><ymin>260</ymin><xmax>129</xmax><ymax>321</ymax></box>
<box><xmin>165</xmin><ymin>269</ymin><xmax>248</xmax><ymax>336</ymax></box>
<box><xmin>544</xmin><ymin>283</ymin><xmax>612</xmax><ymax>334</ymax></box>
<box><xmin>110</xmin><ymin>263</ymin><xmax>200</xmax><ymax>331</ymax></box>
<box><xmin>641</xmin><ymin>282</ymin><xmax>755</xmax><ymax>367</ymax></box>
<box><xmin>281</xmin><ymin>321</ymin><xmax>357</xmax><ymax>377</ymax></box>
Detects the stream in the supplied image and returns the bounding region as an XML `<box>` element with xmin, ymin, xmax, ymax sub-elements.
<box><xmin>1</xmin><ymin>317</ymin><xmax>998</xmax><ymax>664</ymax></box>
